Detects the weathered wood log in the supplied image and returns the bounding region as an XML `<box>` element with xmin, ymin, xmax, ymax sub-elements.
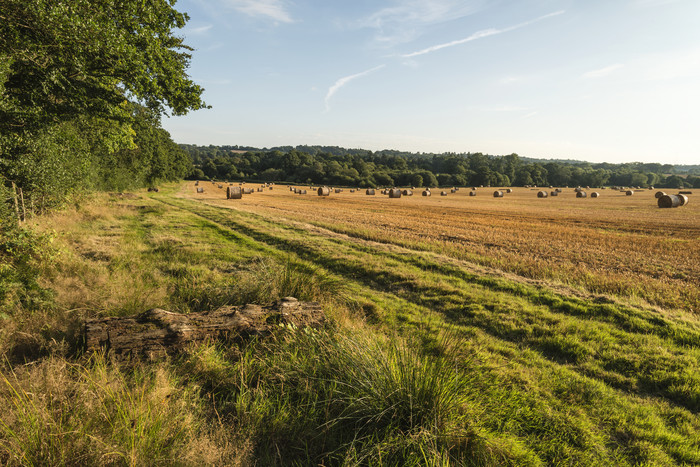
<box><xmin>84</xmin><ymin>297</ymin><xmax>324</xmax><ymax>356</ymax></box>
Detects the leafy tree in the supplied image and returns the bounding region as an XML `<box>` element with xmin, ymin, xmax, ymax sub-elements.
<box><xmin>1</xmin><ymin>0</ymin><xmax>206</xmax><ymax>219</ymax></box>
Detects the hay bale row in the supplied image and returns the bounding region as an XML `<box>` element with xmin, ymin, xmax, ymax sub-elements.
<box><xmin>227</xmin><ymin>186</ymin><xmax>242</xmax><ymax>199</ymax></box>
<box><xmin>388</xmin><ymin>188</ymin><xmax>402</xmax><ymax>198</ymax></box>
<box><xmin>658</xmin><ymin>194</ymin><xmax>689</xmax><ymax>208</ymax></box>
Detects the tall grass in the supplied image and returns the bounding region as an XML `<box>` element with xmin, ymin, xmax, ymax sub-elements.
<box><xmin>180</xmin><ymin>329</ymin><xmax>531</xmax><ymax>465</ymax></box>
<box><xmin>0</xmin><ymin>354</ymin><xmax>237</xmax><ymax>466</ymax></box>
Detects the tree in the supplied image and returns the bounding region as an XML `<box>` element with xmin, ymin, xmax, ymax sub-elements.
<box><xmin>0</xmin><ymin>0</ymin><xmax>206</xmax><ymax>136</ymax></box>
<box><xmin>0</xmin><ymin>0</ymin><xmax>206</xmax><ymax>220</ymax></box>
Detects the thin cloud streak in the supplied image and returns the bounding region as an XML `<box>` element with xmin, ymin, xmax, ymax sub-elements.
<box><xmin>402</xmin><ymin>10</ymin><xmax>565</xmax><ymax>58</ymax></box>
<box><xmin>360</xmin><ymin>0</ymin><xmax>487</xmax><ymax>47</ymax></box>
<box><xmin>324</xmin><ymin>65</ymin><xmax>386</xmax><ymax>112</ymax></box>
<box><xmin>186</xmin><ymin>24</ymin><xmax>214</xmax><ymax>35</ymax></box>
<box><xmin>583</xmin><ymin>64</ymin><xmax>624</xmax><ymax>79</ymax></box>
<box><xmin>225</xmin><ymin>0</ymin><xmax>293</xmax><ymax>23</ymax></box>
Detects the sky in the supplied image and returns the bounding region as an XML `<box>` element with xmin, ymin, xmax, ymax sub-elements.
<box><xmin>161</xmin><ymin>0</ymin><xmax>700</xmax><ymax>164</ymax></box>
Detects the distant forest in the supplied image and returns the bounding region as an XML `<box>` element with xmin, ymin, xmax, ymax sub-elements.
<box><xmin>182</xmin><ymin>144</ymin><xmax>700</xmax><ymax>189</ymax></box>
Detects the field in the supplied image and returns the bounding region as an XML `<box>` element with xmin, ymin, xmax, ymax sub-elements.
<box><xmin>1</xmin><ymin>181</ymin><xmax>699</xmax><ymax>465</ymax></box>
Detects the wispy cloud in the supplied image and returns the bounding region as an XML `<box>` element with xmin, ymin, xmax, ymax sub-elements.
<box><xmin>401</xmin><ymin>10</ymin><xmax>565</xmax><ymax>58</ymax></box>
<box><xmin>186</xmin><ymin>24</ymin><xmax>214</xmax><ymax>35</ymax></box>
<box><xmin>583</xmin><ymin>64</ymin><xmax>624</xmax><ymax>79</ymax></box>
<box><xmin>225</xmin><ymin>0</ymin><xmax>293</xmax><ymax>23</ymax></box>
<box><xmin>324</xmin><ymin>65</ymin><xmax>386</xmax><ymax>112</ymax></box>
<box><xmin>360</xmin><ymin>0</ymin><xmax>487</xmax><ymax>47</ymax></box>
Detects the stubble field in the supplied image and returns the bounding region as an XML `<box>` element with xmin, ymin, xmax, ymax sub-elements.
<box><xmin>192</xmin><ymin>182</ymin><xmax>700</xmax><ymax>313</ymax></box>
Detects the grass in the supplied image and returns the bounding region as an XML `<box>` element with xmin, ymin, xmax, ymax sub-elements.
<box><xmin>0</xmin><ymin>183</ymin><xmax>698</xmax><ymax>465</ymax></box>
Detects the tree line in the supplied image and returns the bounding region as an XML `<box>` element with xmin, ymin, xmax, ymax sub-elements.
<box><xmin>1</xmin><ymin>0</ymin><xmax>206</xmax><ymax>227</ymax></box>
<box><xmin>183</xmin><ymin>145</ymin><xmax>700</xmax><ymax>189</ymax></box>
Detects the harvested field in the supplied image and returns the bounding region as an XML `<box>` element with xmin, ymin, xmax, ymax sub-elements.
<box><xmin>186</xmin><ymin>183</ymin><xmax>700</xmax><ymax>311</ymax></box>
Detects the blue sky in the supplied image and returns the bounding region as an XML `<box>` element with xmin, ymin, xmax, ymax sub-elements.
<box><xmin>162</xmin><ymin>0</ymin><xmax>700</xmax><ymax>164</ymax></box>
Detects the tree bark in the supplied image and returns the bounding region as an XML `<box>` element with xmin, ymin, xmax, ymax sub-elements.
<box><xmin>84</xmin><ymin>297</ymin><xmax>324</xmax><ymax>356</ymax></box>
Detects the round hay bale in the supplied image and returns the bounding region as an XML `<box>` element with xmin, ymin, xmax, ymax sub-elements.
<box><xmin>576</xmin><ymin>191</ymin><xmax>587</xmax><ymax>198</ymax></box>
<box><xmin>318</xmin><ymin>186</ymin><xmax>331</xmax><ymax>196</ymax></box>
<box><xmin>537</xmin><ymin>191</ymin><xmax>548</xmax><ymax>198</ymax></box>
<box><xmin>555</xmin><ymin>188</ymin><xmax>562</xmax><ymax>192</ymax></box>
<box><xmin>658</xmin><ymin>194</ymin><xmax>681</xmax><ymax>208</ymax></box>
<box><xmin>574</xmin><ymin>187</ymin><xmax>582</xmax><ymax>193</ymax></box>
<box><xmin>550</xmin><ymin>191</ymin><xmax>559</xmax><ymax>196</ymax></box>
<box><xmin>626</xmin><ymin>190</ymin><xmax>634</xmax><ymax>196</ymax></box>
<box><xmin>227</xmin><ymin>186</ymin><xmax>242</xmax><ymax>199</ymax></box>
<box><xmin>591</xmin><ymin>192</ymin><xmax>599</xmax><ymax>198</ymax></box>
<box><xmin>655</xmin><ymin>191</ymin><xmax>666</xmax><ymax>199</ymax></box>
<box><xmin>471</xmin><ymin>187</ymin><xmax>477</xmax><ymax>191</ymax></box>
<box><xmin>334</xmin><ymin>188</ymin><xmax>343</xmax><ymax>193</ymax></box>
<box><xmin>350</xmin><ymin>189</ymin><xmax>356</xmax><ymax>193</ymax></box>
<box><xmin>677</xmin><ymin>194</ymin><xmax>689</xmax><ymax>206</ymax></box>
<box><xmin>243</xmin><ymin>188</ymin><xmax>254</xmax><ymax>194</ymax></box>
<box><xmin>217</xmin><ymin>184</ymin><xmax>223</xmax><ymax>188</ymax></box>
<box><xmin>269</xmin><ymin>186</ymin><xmax>273</xmax><ymax>190</ymax></box>
<box><xmin>388</xmin><ymin>188</ymin><xmax>402</xmax><ymax>198</ymax></box>
<box><xmin>440</xmin><ymin>191</ymin><xmax>448</xmax><ymax>196</ymax></box>
<box><xmin>289</xmin><ymin>186</ymin><xmax>293</xmax><ymax>191</ymax></box>
<box><xmin>450</xmin><ymin>188</ymin><xmax>456</xmax><ymax>193</ymax></box>
<box><xmin>366</xmin><ymin>189</ymin><xmax>375</xmax><ymax>195</ymax></box>
<box><xmin>469</xmin><ymin>191</ymin><xmax>476</xmax><ymax>197</ymax></box>
<box><xmin>506</xmin><ymin>188</ymin><xmax>513</xmax><ymax>193</ymax></box>
<box><xmin>402</xmin><ymin>189</ymin><xmax>413</xmax><ymax>196</ymax></box>
<box><xmin>196</xmin><ymin>187</ymin><xmax>204</xmax><ymax>193</ymax></box>
<box><xmin>422</xmin><ymin>190</ymin><xmax>431</xmax><ymax>197</ymax></box>
<box><xmin>257</xmin><ymin>188</ymin><xmax>263</xmax><ymax>192</ymax></box>
<box><xmin>298</xmin><ymin>189</ymin><xmax>307</xmax><ymax>195</ymax></box>
<box><xmin>493</xmin><ymin>190</ymin><xmax>504</xmax><ymax>198</ymax></box>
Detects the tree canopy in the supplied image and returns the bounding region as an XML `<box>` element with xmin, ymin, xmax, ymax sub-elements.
<box><xmin>1</xmin><ymin>0</ymin><xmax>204</xmax><ymax>224</ymax></box>
<box><xmin>183</xmin><ymin>144</ymin><xmax>700</xmax><ymax>190</ymax></box>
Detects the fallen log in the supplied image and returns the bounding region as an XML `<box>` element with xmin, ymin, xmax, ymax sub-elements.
<box><xmin>85</xmin><ymin>297</ymin><xmax>324</xmax><ymax>356</ymax></box>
